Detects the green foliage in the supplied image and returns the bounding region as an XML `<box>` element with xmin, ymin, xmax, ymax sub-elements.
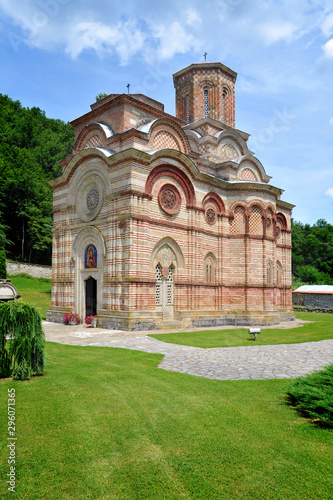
<box><xmin>10</xmin><ymin>272</ymin><xmax>37</xmax><ymax>280</ymax></box>
<box><xmin>0</xmin><ymin>246</ymin><xmax>6</xmax><ymax>280</ymax></box>
<box><xmin>292</xmin><ymin>219</ymin><xmax>333</xmax><ymax>285</ymax></box>
<box><xmin>0</xmin><ymin>300</ymin><xmax>45</xmax><ymax>380</ymax></box>
<box><xmin>95</xmin><ymin>92</ymin><xmax>108</xmax><ymax>101</ymax></box>
<box><xmin>287</xmin><ymin>364</ymin><xmax>333</xmax><ymax>426</ymax></box>
<box><xmin>0</xmin><ymin>94</ymin><xmax>74</xmax><ymax>265</ymax></box>
<box><xmin>0</xmin><ymin>214</ymin><xmax>10</xmax><ymax>279</ymax></box>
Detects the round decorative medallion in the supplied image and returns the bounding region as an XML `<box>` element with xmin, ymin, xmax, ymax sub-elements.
<box><xmin>86</xmin><ymin>187</ymin><xmax>100</xmax><ymax>213</ymax></box>
<box><xmin>266</xmin><ymin>218</ymin><xmax>272</xmax><ymax>229</ymax></box>
<box><xmin>158</xmin><ymin>184</ymin><xmax>181</xmax><ymax>215</ymax></box>
<box><xmin>276</xmin><ymin>225</ymin><xmax>281</xmax><ymax>238</ymax></box>
<box><xmin>205</xmin><ymin>207</ymin><xmax>217</xmax><ymax>225</ymax></box>
<box><xmin>224</xmin><ymin>145</ymin><xmax>238</xmax><ymax>160</ymax></box>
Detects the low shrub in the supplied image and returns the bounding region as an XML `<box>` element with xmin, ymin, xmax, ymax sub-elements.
<box><xmin>287</xmin><ymin>364</ymin><xmax>333</xmax><ymax>426</ymax></box>
<box><xmin>8</xmin><ymin>273</ymin><xmax>51</xmax><ymax>282</ymax></box>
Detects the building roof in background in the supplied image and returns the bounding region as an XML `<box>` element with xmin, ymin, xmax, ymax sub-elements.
<box><xmin>294</xmin><ymin>285</ymin><xmax>333</xmax><ymax>293</ymax></box>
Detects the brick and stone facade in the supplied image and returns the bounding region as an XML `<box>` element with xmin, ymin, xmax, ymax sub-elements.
<box><xmin>47</xmin><ymin>62</ymin><xmax>295</xmax><ymax>330</ymax></box>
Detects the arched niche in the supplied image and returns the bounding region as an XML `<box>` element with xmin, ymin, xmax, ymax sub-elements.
<box><xmin>72</xmin><ymin>226</ymin><xmax>106</xmax><ymax>321</ymax></box>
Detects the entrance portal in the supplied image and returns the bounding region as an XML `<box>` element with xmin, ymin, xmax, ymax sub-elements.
<box><xmin>85</xmin><ymin>277</ymin><xmax>97</xmax><ymax>317</ymax></box>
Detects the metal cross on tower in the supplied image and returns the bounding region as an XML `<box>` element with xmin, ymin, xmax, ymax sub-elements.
<box><xmin>127</xmin><ymin>83</ymin><xmax>130</xmax><ymax>94</ymax></box>
<box><xmin>203</xmin><ymin>52</ymin><xmax>208</xmax><ymax>62</ymax></box>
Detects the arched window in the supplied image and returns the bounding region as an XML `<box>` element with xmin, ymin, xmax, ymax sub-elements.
<box><xmin>204</xmin><ymin>254</ymin><xmax>216</xmax><ymax>283</ymax></box>
<box><xmin>204</xmin><ymin>88</ymin><xmax>209</xmax><ymax>118</ymax></box>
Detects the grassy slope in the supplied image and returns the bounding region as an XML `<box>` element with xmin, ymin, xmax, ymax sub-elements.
<box><xmin>150</xmin><ymin>312</ymin><xmax>333</xmax><ymax>348</ymax></box>
<box><xmin>0</xmin><ymin>342</ymin><xmax>333</xmax><ymax>499</ymax></box>
<box><xmin>8</xmin><ymin>275</ymin><xmax>51</xmax><ymax>319</ymax></box>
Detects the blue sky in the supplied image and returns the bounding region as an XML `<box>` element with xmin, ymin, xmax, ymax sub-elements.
<box><xmin>1</xmin><ymin>0</ymin><xmax>333</xmax><ymax>224</ymax></box>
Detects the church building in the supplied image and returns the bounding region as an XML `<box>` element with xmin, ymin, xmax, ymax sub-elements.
<box><xmin>46</xmin><ymin>61</ymin><xmax>295</xmax><ymax>330</ymax></box>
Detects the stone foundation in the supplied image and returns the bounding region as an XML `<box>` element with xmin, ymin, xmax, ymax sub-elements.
<box><xmin>46</xmin><ymin>305</ymin><xmax>295</xmax><ymax>330</ymax></box>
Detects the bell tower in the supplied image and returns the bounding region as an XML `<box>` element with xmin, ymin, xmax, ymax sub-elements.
<box><xmin>173</xmin><ymin>62</ymin><xmax>237</xmax><ymax>127</ymax></box>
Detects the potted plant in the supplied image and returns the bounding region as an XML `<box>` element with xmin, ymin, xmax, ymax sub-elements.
<box><xmin>85</xmin><ymin>315</ymin><xmax>97</xmax><ymax>327</ymax></box>
<box><xmin>63</xmin><ymin>313</ymin><xmax>81</xmax><ymax>325</ymax></box>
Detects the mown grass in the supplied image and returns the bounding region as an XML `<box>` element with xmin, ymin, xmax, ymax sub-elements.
<box><xmin>1</xmin><ymin>342</ymin><xmax>333</xmax><ymax>499</ymax></box>
<box><xmin>8</xmin><ymin>274</ymin><xmax>51</xmax><ymax>319</ymax></box>
<box><xmin>150</xmin><ymin>312</ymin><xmax>333</xmax><ymax>348</ymax></box>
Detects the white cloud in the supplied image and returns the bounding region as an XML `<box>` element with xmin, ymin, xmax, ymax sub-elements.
<box><xmin>322</xmin><ymin>38</ymin><xmax>333</xmax><ymax>58</ymax></box>
<box><xmin>258</xmin><ymin>21</ymin><xmax>298</xmax><ymax>43</ymax></box>
<box><xmin>325</xmin><ymin>188</ymin><xmax>333</xmax><ymax>200</ymax></box>
<box><xmin>65</xmin><ymin>20</ymin><xmax>145</xmax><ymax>64</ymax></box>
<box><xmin>321</xmin><ymin>12</ymin><xmax>333</xmax><ymax>37</ymax></box>
<box><xmin>329</xmin><ymin>117</ymin><xmax>333</xmax><ymax>125</ymax></box>
<box><xmin>184</xmin><ymin>8</ymin><xmax>201</xmax><ymax>26</ymax></box>
<box><xmin>152</xmin><ymin>21</ymin><xmax>201</xmax><ymax>61</ymax></box>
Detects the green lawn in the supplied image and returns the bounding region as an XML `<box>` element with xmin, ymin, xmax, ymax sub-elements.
<box><xmin>8</xmin><ymin>274</ymin><xmax>51</xmax><ymax>319</ymax></box>
<box><xmin>149</xmin><ymin>312</ymin><xmax>333</xmax><ymax>348</ymax></box>
<box><xmin>1</xmin><ymin>342</ymin><xmax>333</xmax><ymax>499</ymax></box>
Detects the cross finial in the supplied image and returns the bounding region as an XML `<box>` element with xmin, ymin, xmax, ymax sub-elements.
<box><xmin>203</xmin><ymin>52</ymin><xmax>208</xmax><ymax>62</ymax></box>
<box><xmin>127</xmin><ymin>83</ymin><xmax>130</xmax><ymax>94</ymax></box>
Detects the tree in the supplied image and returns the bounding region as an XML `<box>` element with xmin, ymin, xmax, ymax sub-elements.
<box><xmin>95</xmin><ymin>92</ymin><xmax>108</xmax><ymax>101</ymax></box>
<box><xmin>0</xmin><ymin>94</ymin><xmax>74</xmax><ymax>264</ymax></box>
<box><xmin>292</xmin><ymin>219</ymin><xmax>333</xmax><ymax>286</ymax></box>
<box><xmin>0</xmin><ymin>223</ymin><xmax>7</xmax><ymax>279</ymax></box>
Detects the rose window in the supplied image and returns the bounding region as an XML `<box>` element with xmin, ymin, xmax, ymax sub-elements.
<box><xmin>162</xmin><ymin>189</ymin><xmax>176</xmax><ymax>209</ymax></box>
<box><xmin>86</xmin><ymin>187</ymin><xmax>100</xmax><ymax>213</ymax></box>
<box><xmin>158</xmin><ymin>184</ymin><xmax>181</xmax><ymax>215</ymax></box>
<box><xmin>205</xmin><ymin>207</ymin><xmax>217</xmax><ymax>225</ymax></box>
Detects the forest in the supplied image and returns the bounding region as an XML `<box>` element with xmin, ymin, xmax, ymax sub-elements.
<box><xmin>0</xmin><ymin>93</ymin><xmax>332</xmax><ymax>286</ymax></box>
<box><xmin>0</xmin><ymin>94</ymin><xmax>74</xmax><ymax>264</ymax></box>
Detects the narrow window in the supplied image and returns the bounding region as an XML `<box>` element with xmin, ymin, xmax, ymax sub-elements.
<box><xmin>204</xmin><ymin>89</ymin><xmax>209</xmax><ymax>118</ymax></box>
<box><xmin>222</xmin><ymin>88</ymin><xmax>228</xmax><ymax>123</ymax></box>
<box><xmin>267</xmin><ymin>261</ymin><xmax>272</xmax><ymax>285</ymax></box>
<box><xmin>155</xmin><ymin>264</ymin><xmax>162</xmax><ymax>305</ymax></box>
<box><xmin>167</xmin><ymin>265</ymin><xmax>173</xmax><ymax>305</ymax></box>
<box><xmin>186</xmin><ymin>94</ymin><xmax>190</xmax><ymax>124</ymax></box>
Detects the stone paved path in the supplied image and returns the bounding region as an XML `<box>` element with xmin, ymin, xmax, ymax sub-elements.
<box><xmin>88</xmin><ymin>336</ymin><xmax>333</xmax><ymax>380</ymax></box>
<box><xmin>44</xmin><ymin>321</ymin><xmax>333</xmax><ymax>381</ymax></box>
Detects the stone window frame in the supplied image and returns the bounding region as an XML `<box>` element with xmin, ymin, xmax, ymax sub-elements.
<box><xmin>204</xmin><ymin>253</ymin><xmax>217</xmax><ymax>283</ymax></box>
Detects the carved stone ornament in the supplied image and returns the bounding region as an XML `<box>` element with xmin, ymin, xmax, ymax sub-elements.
<box><xmin>205</xmin><ymin>207</ymin><xmax>217</xmax><ymax>225</ymax></box>
<box><xmin>158</xmin><ymin>184</ymin><xmax>181</xmax><ymax>215</ymax></box>
<box><xmin>156</xmin><ymin>245</ymin><xmax>176</xmax><ymax>268</ymax></box>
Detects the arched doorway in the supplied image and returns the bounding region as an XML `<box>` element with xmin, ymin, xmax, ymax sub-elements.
<box><xmin>85</xmin><ymin>277</ymin><xmax>97</xmax><ymax>317</ymax></box>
